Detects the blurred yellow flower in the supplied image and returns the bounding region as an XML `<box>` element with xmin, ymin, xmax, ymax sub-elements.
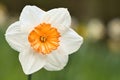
<box><xmin>5</xmin><ymin>5</ymin><xmax>83</xmax><ymax>75</ymax></box>
<box><xmin>107</xmin><ymin>39</ymin><xmax>120</xmax><ymax>53</ymax></box>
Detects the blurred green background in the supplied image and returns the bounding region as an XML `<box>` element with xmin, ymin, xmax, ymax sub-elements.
<box><xmin>0</xmin><ymin>0</ymin><xmax>120</xmax><ymax>80</ymax></box>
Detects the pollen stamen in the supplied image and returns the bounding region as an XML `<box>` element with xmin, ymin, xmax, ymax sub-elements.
<box><xmin>40</xmin><ymin>36</ymin><xmax>47</xmax><ymax>42</ymax></box>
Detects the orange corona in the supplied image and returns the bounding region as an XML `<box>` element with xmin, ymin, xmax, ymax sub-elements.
<box><xmin>28</xmin><ymin>23</ymin><xmax>60</xmax><ymax>54</ymax></box>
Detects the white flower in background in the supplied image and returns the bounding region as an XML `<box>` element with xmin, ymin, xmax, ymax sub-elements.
<box><xmin>5</xmin><ymin>5</ymin><xmax>83</xmax><ymax>75</ymax></box>
<box><xmin>87</xmin><ymin>19</ymin><xmax>105</xmax><ymax>41</ymax></box>
<box><xmin>108</xmin><ymin>19</ymin><xmax>120</xmax><ymax>41</ymax></box>
<box><xmin>0</xmin><ymin>4</ymin><xmax>7</xmax><ymax>26</ymax></box>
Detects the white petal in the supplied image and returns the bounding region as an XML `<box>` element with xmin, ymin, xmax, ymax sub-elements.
<box><xmin>19</xmin><ymin>47</ymin><xmax>46</xmax><ymax>75</ymax></box>
<box><xmin>20</xmin><ymin>5</ymin><xmax>45</xmax><ymax>33</ymax></box>
<box><xmin>5</xmin><ymin>21</ymin><xmax>28</xmax><ymax>52</ymax></box>
<box><xmin>41</xmin><ymin>8</ymin><xmax>71</xmax><ymax>34</ymax></box>
<box><xmin>44</xmin><ymin>51</ymin><xmax>68</xmax><ymax>71</ymax></box>
<box><xmin>60</xmin><ymin>28</ymin><xmax>83</xmax><ymax>55</ymax></box>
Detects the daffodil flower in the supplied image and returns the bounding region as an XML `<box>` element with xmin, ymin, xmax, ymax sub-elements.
<box><xmin>5</xmin><ymin>5</ymin><xmax>83</xmax><ymax>75</ymax></box>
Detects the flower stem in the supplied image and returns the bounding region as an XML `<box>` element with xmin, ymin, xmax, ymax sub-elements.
<box><xmin>28</xmin><ymin>74</ymin><xmax>32</xmax><ymax>80</ymax></box>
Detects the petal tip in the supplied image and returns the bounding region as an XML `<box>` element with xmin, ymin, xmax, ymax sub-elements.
<box><xmin>23</xmin><ymin>5</ymin><xmax>36</xmax><ymax>8</ymax></box>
